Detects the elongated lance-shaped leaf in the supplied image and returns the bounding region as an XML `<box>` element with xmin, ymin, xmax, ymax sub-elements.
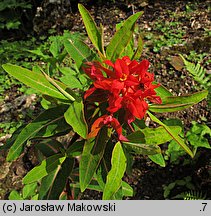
<box><xmin>23</xmin><ymin>154</ymin><xmax>66</xmax><ymax>184</ymax></box>
<box><xmin>106</xmin><ymin>11</ymin><xmax>143</xmax><ymax>62</ymax></box>
<box><xmin>78</xmin><ymin>4</ymin><xmax>105</xmax><ymax>57</ymax></box>
<box><xmin>63</xmin><ymin>34</ymin><xmax>96</xmax><ymax>69</ymax></box>
<box><xmin>39</xmin><ymin>169</ymin><xmax>57</xmax><ymax>199</ymax></box>
<box><xmin>6</xmin><ymin>105</ymin><xmax>68</xmax><ymax>161</ymax></box>
<box><xmin>99</xmin><ymin>23</ymin><xmax>106</xmax><ymax>59</ymax></box>
<box><xmin>94</xmin><ymin>139</ymin><xmax>114</xmax><ymax>190</ymax></box>
<box><xmin>2</xmin><ymin>64</ymin><xmax>72</xmax><ymax>101</ymax></box>
<box><xmin>123</xmin><ymin>142</ymin><xmax>161</xmax><ymax>155</ymax></box>
<box><xmin>46</xmin><ymin>157</ymin><xmax>74</xmax><ymax>199</ymax></box>
<box><xmin>35</xmin><ymin>140</ymin><xmax>64</xmax><ymax>158</ymax></box>
<box><xmin>80</xmin><ymin>127</ymin><xmax>109</xmax><ymax>192</ymax></box>
<box><xmin>126</xmin><ymin>126</ymin><xmax>182</xmax><ymax>145</ymax></box>
<box><xmin>66</xmin><ymin>140</ymin><xmax>84</xmax><ymax>157</ymax></box>
<box><xmin>41</xmin><ymin>69</ymin><xmax>75</xmax><ymax>101</ymax></box>
<box><xmin>64</xmin><ymin>100</ymin><xmax>88</xmax><ymax>139</ymax></box>
<box><xmin>149</xmin><ymin>90</ymin><xmax>208</xmax><ymax>113</ymax></box>
<box><xmin>70</xmin><ymin>182</ymin><xmax>103</xmax><ymax>192</ymax></box>
<box><xmin>147</xmin><ymin>111</ymin><xmax>194</xmax><ymax>158</ymax></box>
<box><xmin>121</xmin><ymin>181</ymin><xmax>133</xmax><ymax>197</ymax></box>
<box><xmin>162</xmin><ymin>90</ymin><xmax>208</xmax><ymax>104</ymax></box>
<box><xmin>132</xmin><ymin>36</ymin><xmax>143</xmax><ymax>60</ymax></box>
<box><xmin>103</xmin><ymin>142</ymin><xmax>127</xmax><ymax>200</ymax></box>
<box><xmin>154</xmin><ymin>84</ymin><xmax>173</xmax><ymax>98</ymax></box>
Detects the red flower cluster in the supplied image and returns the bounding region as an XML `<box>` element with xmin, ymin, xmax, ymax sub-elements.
<box><xmin>83</xmin><ymin>56</ymin><xmax>161</xmax><ymax>141</ymax></box>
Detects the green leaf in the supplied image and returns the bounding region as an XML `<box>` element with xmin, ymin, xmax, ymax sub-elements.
<box><xmin>78</xmin><ymin>4</ymin><xmax>104</xmax><ymax>56</ymax></box>
<box><xmin>132</xmin><ymin>36</ymin><xmax>143</xmax><ymax>60</ymax></box>
<box><xmin>148</xmin><ymin>153</ymin><xmax>166</xmax><ymax>167</ymax></box>
<box><xmin>187</xmin><ymin>134</ymin><xmax>211</xmax><ymax>149</ymax></box>
<box><xmin>60</xmin><ymin>74</ymin><xmax>83</xmax><ymax>89</ymax></box>
<box><xmin>70</xmin><ymin>179</ymin><xmax>103</xmax><ymax>192</ymax></box>
<box><xmin>2</xmin><ymin>64</ymin><xmax>70</xmax><ymax>101</ymax></box>
<box><xmin>31</xmin><ymin>194</ymin><xmax>39</xmax><ymax>200</ymax></box>
<box><xmin>147</xmin><ymin>111</ymin><xmax>194</xmax><ymax>158</ymax></box>
<box><xmin>166</xmin><ymin>140</ymin><xmax>186</xmax><ymax>163</ymax></box>
<box><xmin>103</xmin><ymin>142</ymin><xmax>127</xmax><ymax>200</ymax></box>
<box><xmin>154</xmin><ymin>84</ymin><xmax>173</xmax><ymax>98</ymax></box>
<box><xmin>6</xmin><ymin>105</ymin><xmax>68</xmax><ymax>161</ymax></box>
<box><xmin>9</xmin><ymin>191</ymin><xmax>23</xmax><ymax>200</ymax></box>
<box><xmin>106</xmin><ymin>12</ymin><xmax>143</xmax><ymax>61</ymax></box>
<box><xmin>39</xmin><ymin>171</ymin><xmax>56</xmax><ymax>200</ymax></box>
<box><xmin>163</xmin><ymin>90</ymin><xmax>208</xmax><ymax>104</ymax></box>
<box><xmin>35</xmin><ymin>140</ymin><xmax>64</xmax><ymax>157</ymax></box>
<box><xmin>23</xmin><ymin>154</ymin><xmax>66</xmax><ymax>184</ymax></box>
<box><xmin>47</xmin><ymin>158</ymin><xmax>74</xmax><ymax>199</ymax></box>
<box><xmin>112</xmin><ymin>187</ymin><xmax>123</xmax><ymax>200</ymax></box>
<box><xmin>0</xmin><ymin>124</ymin><xmax>26</xmax><ymax>151</ymax></box>
<box><xmin>66</xmin><ymin>140</ymin><xmax>84</xmax><ymax>157</ymax></box>
<box><xmin>64</xmin><ymin>101</ymin><xmax>88</xmax><ymax>139</ymax></box>
<box><xmin>40</xmin><ymin>70</ymin><xmax>76</xmax><ymax>102</ymax></box>
<box><xmin>127</xmin><ymin>126</ymin><xmax>182</xmax><ymax>145</ymax></box>
<box><xmin>94</xmin><ymin>139</ymin><xmax>114</xmax><ymax>189</ymax></box>
<box><xmin>63</xmin><ymin>33</ymin><xmax>96</xmax><ymax>69</ymax></box>
<box><xmin>179</xmin><ymin>54</ymin><xmax>211</xmax><ymax>89</ymax></box>
<box><xmin>34</xmin><ymin>121</ymin><xmax>71</xmax><ymax>140</ymax></box>
<box><xmin>116</xmin><ymin>21</ymin><xmax>134</xmax><ymax>59</ymax></box>
<box><xmin>122</xmin><ymin>181</ymin><xmax>133</xmax><ymax>197</ymax></box>
<box><xmin>123</xmin><ymin>142</ymin><xmax>161</xmax><ymax>155</ymax></box>
<box><xmin>22</xmin><ymin>182</ymin><xmax>37</xmax><ymax>199</ymax></box>
<box><xmin>80</xmin><ymin>127</ymin><xmax>109</xmax><ymax>192</ymax></box>
<box><xmin>50</xmin><ymin>37</ymin><xmax>61</xmax><ymax>58</ymax></box>
<box><xmin>110</xmin><ymin>181</ymin><xmax>133</xmax><ymax>199</ymax></box>
<box><xmin>149</xmin><ymin>90</ymin><xmax>208</xmax><ymax>113</ymax></box>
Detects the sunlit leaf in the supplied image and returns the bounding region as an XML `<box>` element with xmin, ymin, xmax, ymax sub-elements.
<box><xmin>147</xmin><ymin>111</ymin><xmax>194</xmax><ymax>158</ymax></box>
<box><xmin>154</xmin><ymin>84</ymin><xmax>173</xmax><ymax>98</ymax></box>
<box><xmin>127</xmin><ymin>126</ymin><xmax>182</xmax><ymax>145</ymax></box>
<box><xmin>9</xmin><ymin>191</ymin><xmax>23</xmax><ymax>200</ymax></box>
<box><xmin>123</xmin><ymin>142</ymin><xmax>161</xmax><ymax>155</ymax></box>
<box><xmin>22</xmin><ymin>182</ymin><xmax>37</xmax><ymax>199</ymax></box>
<box><xmin>122</xmin><ymin>181</ymin><xmax>133</xmax><ymax>197</ymax></box>
<box><xmin>63</xmin><ymin>33</ymin><xmax>96</xmax><ymax>69</ymax></box>
<box><xmin>2</xmin><ymin>64</ymin><xmax>71</xmax><ymax>101</ymax></box>
<box><xmin>78</xmin><ymin>4</ymin><xmax>105</xmax><ymax>56</ymax></box>
<box><xmin>148</xmin><ymin>153</ymin><xmax>166</xmax><ymax>167</ymax></box>
<box><xmin>150</xmin><ymin>90</ymin><xmax>208</xmax><ymax>112</ymax></box>
<box><xmin>64</xmin><ymin>100</ymin><xmax>88</xmax><ymax>139</ymax></box>
<box><xmin>23</xmin><ymin>154</ymin><xmax>66</xmax><ymax>184</ymax></box>
<box><xmin>106</xmin><ymin>12</ymin><xmax>143</xmax><ymax>61</ymax></box>
<box><xmin>103</xmin><ymin>142</ymin><xmax>126</xmax><ymax>200</ymax></box>
<box><xmin>80</xmin><ymin>127</ymin><xmax>109</xmax><ymax>192</ymax></box>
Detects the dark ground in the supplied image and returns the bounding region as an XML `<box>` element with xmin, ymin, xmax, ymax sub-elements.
<box><xmin>0</xmin><ymin>0</ymin><xmax>210</xmax><ymax>200</ymax></box>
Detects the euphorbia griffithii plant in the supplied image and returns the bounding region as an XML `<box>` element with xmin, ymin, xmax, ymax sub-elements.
<box><xmin>2</xmin><ymin>4</ymin><xmax>208</xmax><ymax>200</ymax></box>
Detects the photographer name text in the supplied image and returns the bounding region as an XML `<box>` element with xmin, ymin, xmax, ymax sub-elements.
<box><xmin>2</xmin><ymin>202</ymin><xmax>116</xmax><ymax>213</ymax></box>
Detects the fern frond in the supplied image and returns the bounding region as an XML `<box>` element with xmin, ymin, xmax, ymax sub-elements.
<box><xmin>179</xmin><ymin>54</ymin><xmax>211</xmax><ymax>89</ymax></box>
<box><xmin>173</xmin><ymin>190</ymin><xmax>207</xmax><ymax>200</ymax></box>
<box><xmin>183</xmin><ymin>190</ymin><xmax>207</xmax><ymax>200</ymax></box>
